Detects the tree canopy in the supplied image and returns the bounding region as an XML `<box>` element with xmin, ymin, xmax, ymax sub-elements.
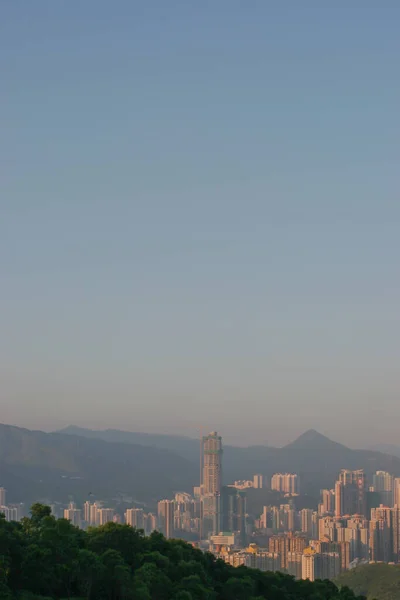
<box><xmin>0</xmin><ymin>505</ymin><xmax>367</xmax><ymax>599</ymax></box>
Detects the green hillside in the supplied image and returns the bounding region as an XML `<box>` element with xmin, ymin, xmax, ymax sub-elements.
<box><xmin>0</xmin><ymin>504</ymin><xmax>366</xmax><ymax>600</ymax></box>
<box><xmin>336</xmin><ymin>563</ymin><xmax>400</xmax><ymax>600</ymax></box>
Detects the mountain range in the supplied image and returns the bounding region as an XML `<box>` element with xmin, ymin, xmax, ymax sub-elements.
<box><xmin>0</xmin><ymin>423</ymin><xmax>196</xmax><ymax>507</ymax></box>
<box><xmin>368</xmin><ymin>443</ymin><xmax>400</xmax><ymax>458</ymax></box>
<box><xmin>59</xmin><ymin>425</ymin><xmax>400</xmax><ymax>494</ymax></box>
<box><xmin>2</xmin><ymin>423</ymin><xmax>400</xmax><ymax>509</ymax></box>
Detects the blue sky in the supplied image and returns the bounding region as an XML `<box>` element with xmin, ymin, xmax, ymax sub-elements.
<box><xmin>1</xmin><ymin>1</ymin><xmax>399</xmax><ymax>446</ymax></box>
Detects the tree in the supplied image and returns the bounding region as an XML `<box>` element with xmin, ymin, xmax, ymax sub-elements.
<box><xmin>99</xmin><ymin>548</ymin><xmax>134</xmax><ymax>600</ymax></box>
<box><xmin>131</xmin><ymin>583</ymin><xmax>152</xmax><ymax>600</ymax></box>
<box><xmin>19</xmin><ymin>544</ymin><xmax>54</xmax><ymax>597</ymax></box>
<box><xmin>223</xmin><ymin>576</ymin><xmax>255</xmax><ymax>600</ymax></box>
<box><xmin>0</xmin><ymin>503</ymin><xmax>368</xmax><ymax>600</ymax></box>
<box><xmin>177</xmin><ymin>574</ymin><xmax>215</xmax><ymax>600</ymax></box>
<box><xmin>134</xmin><ymin>561</ymin><xmax>172</xmax><ymax>600</ymax></box>
<box><xmin>0</xmin><ymin>517</ymin><xmax>25</xmax><ymax>593</ymax></box>
<box><xmin>174</xmin><ymin>592</ymin><xmax>193</xmax><ymax>600</ymax></box>
<box><xmin>75</xmin><ymin>549</ymin><xmax>103</xmax><ymax>599</ymax></box>
<box><xmin>0</xmin><ymin>582</ymin><xmax>12</xmax><ymax>599</ymax></box>
<box><xmin>30</xmin><ymin>504</ymin><xmax>52</xmax><ymax>524</ymax></box>
<box><xmin>87</xmin><ymin>523</ymin><xmax>146</xmax><ymax>570</ymax></box>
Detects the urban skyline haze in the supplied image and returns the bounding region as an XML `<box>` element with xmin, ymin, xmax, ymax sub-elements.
<box><xmin>1</xmin><ymin>1</ymin><xmax>400</xmax><ymax>447</ymax></box>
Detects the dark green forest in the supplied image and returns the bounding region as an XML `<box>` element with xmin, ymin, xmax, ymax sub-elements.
<box><xmin>0</xmin><ymin>504</ymin><xmax>366</xmax><ymax>600</ymax></box>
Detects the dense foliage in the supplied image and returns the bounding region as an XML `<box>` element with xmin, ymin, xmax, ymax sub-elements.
<box><xmin>0</xmin><ymin>504</ymin><xmax>367</xmax><ymax>600</ymax></box>
<box><xmin>336</xmin><ymin>563</ymin><xmax>400</xmax><ymax>600</ymax></box>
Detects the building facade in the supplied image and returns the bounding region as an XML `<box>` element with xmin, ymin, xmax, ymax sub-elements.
<box><xmin>373</xmin><ymin>471</ymin><xmax>394</xmax><ymax>507</ymax></box>
<box><xmin>271</xmin><ymin>473</ymin><xmax>299</xmax><ymax>494</ymax></box>
<box><xmin>201</xmin><ymin>431</ymin><xmax>223</xmax><ymax>539</ymax></box>
<box><xmin>158</xmin><ymin>499</ymin><xmax>175</xmax><ymax>539</ymax></box>
<box><xmin>335</xmin><ymin>470</ymin><xmax>366</xmax><ymax>517</ymax></box>
<box><xmin>125</xmin><ymin>508</ymin><xmax>145</xmax><ymax>529</ymax></box>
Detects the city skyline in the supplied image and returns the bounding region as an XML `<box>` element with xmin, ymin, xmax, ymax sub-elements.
<box><xmin>4</xmin><ymin>427</ymin><xmax>400</xmax><ymax>582</ymax></box>
<box><xmin>1</xmin><ymin>1</ymin><xmax>399</xmax><ymax>595</ymax></box>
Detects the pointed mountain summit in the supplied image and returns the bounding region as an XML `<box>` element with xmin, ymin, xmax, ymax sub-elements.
<box><xmin>284</xmin><ymin>429</ymin><xmax>349</xmax><ymax>451</ymax></box>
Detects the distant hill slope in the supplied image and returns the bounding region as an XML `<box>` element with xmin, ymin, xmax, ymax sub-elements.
<box><xmin>3</xmin><ymin>423</ymin><xmax>400</xmax><ymax>508</ymax></box>
<box><xmin>59</xmin><ymin>426</ymin><xmax>400</xmax><ymax>497</ymax></box>
<box><xmin>0</xmin><ymin>424</ymin><xmax>196</xmax><ymax>506</ymax></box>
<box><xmin>336</xmin><ymin>563</ymin><xmax>400</xmax><ymax>600</ymax></box>
<box><xmin>59</xmin><ymin>425</ymin><xmax>201</xmax><ymax>461</ymax></box>
<box><xmin>368</xmin><ymin>443</ymin><xmax>400</xmax><ymax>458</ymax></box>
<box><xmin>283</xmin><ymin>428</ymin><xmax>348</xmax><ymax>452</ymax></box>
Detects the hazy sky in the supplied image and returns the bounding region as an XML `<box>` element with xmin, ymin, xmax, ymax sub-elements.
<box><xmin>1</xmin><ymin>1</ymin><xmax>400</xmax><ymax>447</ymax></box>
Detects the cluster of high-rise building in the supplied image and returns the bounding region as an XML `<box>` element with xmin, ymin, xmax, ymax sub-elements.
<box><xmin>271</xmin><ymin>473</ymin><xmax>300</xmax><ymax>494</ymax></box>
<box><xmin>63</xmin><ymin>502</ymin><xmax>119</xmax><ymax>528</ymax></box>
<box><xmin>0</xmin><ymin>487</ymin><xmax>24</xmax><ymax>522</ymax></box>
<box><xmin>4</xmin><ymin>430</ymin><xmax>400</xmax><ymax>583</ymax></box>
<box><xmin>217</xmin><ymin>467</ymin><xmax>400</xmax><ymax>580</ymax></box>
<box><xmin>216</xmin><ymin>538</ymin><xmax>346</xmax><ymax>581</ymax></box>
<box><xmin>194</xmin><ymin>436</ymin><xmax>400</xmax><ymax>580</ymax></box>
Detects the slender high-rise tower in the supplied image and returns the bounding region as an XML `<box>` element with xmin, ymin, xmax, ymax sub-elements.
<box><xmin>335</xmin><ymin>470</ymin><xmax>366</xmax><ymax>517</ymax></box>
<box><xmin>202</xmin><ymin>431</ymin><xmax>222</xmax><ymax>494</ymax></box>
<box><xmin>158</xmin><ymin>500</ymin><xmax>174</xmax><ymax>539</ymax></box>
<box><xmin>373</xmin><ymin>471</ymin><xmax>394</xmax><ymax>507</ymax></box>
<box><xmin>201</xmin><ymin>431</ymin><xmax>223</xmax><ymax>540</ymax></box>
<box><xmin>125</xmin><ymin>508</ymin><xmax>145</xmax><ymax>529</ymax></box>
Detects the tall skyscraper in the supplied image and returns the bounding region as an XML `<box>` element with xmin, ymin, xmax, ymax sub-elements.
<box><xmin>279</xmin><ymin>503</ymin><xmax>296</xmax><ymax>532</ymax></box>
<box><xmin>369</xmin><ymin>518</ymin><xmax>391</xmax><ymax>562</ymax></box>
<box><xmin>7</xmin><ymin>504</ymin><xmax>24</xmax><ymax>522</ymax></box>
<box><xmin>371</xmin><ymin>504</ymin><xmax>400</xmax><ymax>563</ymax></box>
<box><xmin>394</xmin><ymin>478</ymin><xmax>400</xmax><ymax>507</ymax></box>
<box><xmin>392</xmin><ymin>506</ymin><xmax>400</xmax><ymax>563</ymax></box>
<box><xmin>373</xmin><ymin>471</ymin><xmax>394</xmax><ymax>507</ymax></box>
<box><xmin>0</xmin><ymin>506</ymin><xmax>18</xmax><ymax>522</ymax></box>
<box><xmin>158</xmin><ymin>500</ymin><xmax>175</xmax><ymax>539</ymax></box>
<box><xmin>89</xmin><ymin>503</ymin><xmax>99</xmax><ymax>526</ymax></box>
<box><xmin>335</xmin><ymin>470</ymin><xmax>366</xmax><ymax>517</ymax></box>
<box><xmin>301</xmin><ymin>548</ymin><xmax>340</xmax><ymax>581</ymax></box>
<box><xmin>271</xmin><ymin>473</ymin><xmax>299</xmax><ymax>494</ymax></box>
<box><xmin>320</xmin><ymin>552</ymin><xmax>341</xmax><ymax>579</ymax></box>
<box><xmin>202</xmin><ymin>431</ymin><xmax>222</xmax><ymax>495</ymax></box>
<box><xmin>319</xmin><ymin>489</ymin><xmax>335</xmax><ymax>515</ymax></box>
<box><xmin>287</xmin><ymin>552</ymin><xmax>303</xmax><ymax>579</ymax></box>
<box><xmin>201</xmin><ymin>431</ymin><xmax>223</xmax><ymax>539</ymax></box>
<box><xmin>0</xmin><ymin>488</ymin><xmax>6</xmax><ymax>507</ymax></box>
<box><xmin>84</xmin><ymin>501</ymin><xmax>92</xmax><ymax>523</ymax></box>
<box><xmin>301</xmin><ymin>549</ymin><xmax>321</xmax><ymax>581</ymax></box>
<box><xmin>97</xmin><ymin>508</ymin><xmax>115</xmax><ymax>525</ymax></box>
<box><xmin>253</xmin><ymin>474</ymin><xmax>265</xmax><ymax>489</ymax></box>
<box><xmin>145</xmin><ymin>513</ymin><xmax>158</xmax><ymax>535</ymax></box>
<box><xmin>345</xmin><ymin>516</ymin><xmax>370</xmax><ymax>561</ymax></box>
<box><xmin>311</xmin><ymin>511</ymin><xmax>319</xmax><ymax>539</ymax></box>
<box><xmin>64</xmin><ymin>503</ymin><xmax>82</xmax><ymax>527</ymax></box>
<box><xmin>125</xmin><ymin>508</ymin><xmax>145</xmax><ymax>529</ymax></box>
<box><xmin>221</xmin><ymin>486</ymin><xmax>247</xmax><ymax>546</ymax></box>
<box><xmin>269</xmin><ymin>533</ymin><xmax>307</xmax><ymax>570</ymax></box>
<box><xmin>300</xmin><ymin>508</ymin><xmax>313</xmax><ymax>537</ymax></box>
<box><xmin>311</xmin><ymin>540</ymin><xmax>350</xmax><ymax>572</ymax></box>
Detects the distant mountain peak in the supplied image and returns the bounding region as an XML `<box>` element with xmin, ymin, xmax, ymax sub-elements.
<box><xmin>284</xmin><ymin>429</ymin><xmax>348</xmax><ymax>450</ymax></box>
